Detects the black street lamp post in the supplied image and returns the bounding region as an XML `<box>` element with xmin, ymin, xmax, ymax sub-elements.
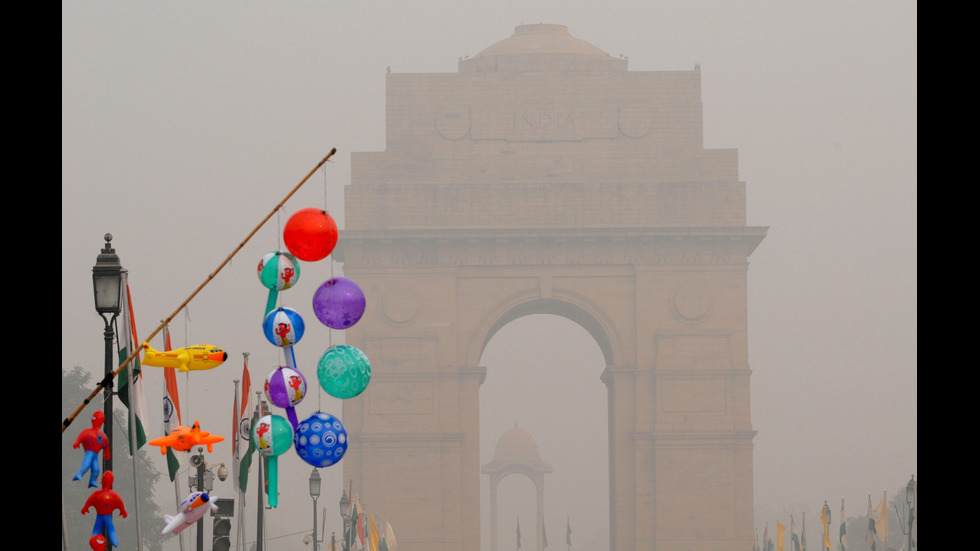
<box><xmin>310</xmin><ymin>469</ymin><xmax>321</xmax><ymax>551</ymax></box>
<box><xmin>92</xmin><ymin>234</ymin><xmax>123</xmax><ymax>551</ymax></box>
<box><xmin>339</xmin><ymin>489</ymin><xmax>350</xmax><ymax>551</ymax></box>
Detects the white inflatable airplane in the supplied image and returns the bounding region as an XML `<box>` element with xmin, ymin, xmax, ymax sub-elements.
<box><xmin>163</xmin><ymin>491</ymin><xmax>219</xmax><ymax>535</ymax></box>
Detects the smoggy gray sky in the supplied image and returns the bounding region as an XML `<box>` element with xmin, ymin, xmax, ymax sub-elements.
<box><xmin>63</xmin><ymin>2</ymin><xmax>916</xmax><ymax>549</ymax></box>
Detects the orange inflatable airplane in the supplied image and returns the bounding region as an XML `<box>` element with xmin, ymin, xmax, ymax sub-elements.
<box><xmin>148</xmin><ymin>421</ymin><xmax>225</xmax><ymax>455</ymax></box>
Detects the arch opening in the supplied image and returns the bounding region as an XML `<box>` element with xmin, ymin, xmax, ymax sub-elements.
<box><xmin>479</xmin><ymin>312</ymin><xmax>609</xmax><ymax>551</ymax></box>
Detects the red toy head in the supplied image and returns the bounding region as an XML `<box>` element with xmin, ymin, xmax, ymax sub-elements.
<box><xmin>89</xmin><ymin>534</ymin><xmax>107</xmax><ymax>551</ymax></box>
<box><xmin>91</xmin><ymin>411</ymin><xmax>105</xmax><ymax>429</ymax></box>
<box><xmin>101</xmin><ymin>470</ymin><xmax>114</xmax><ymax>490</ymax></box>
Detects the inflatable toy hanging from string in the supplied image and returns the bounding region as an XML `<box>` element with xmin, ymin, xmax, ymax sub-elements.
<box><xmin>81</xmin><ymin>471</ymin><xmax>128</xmax><ymax>548</ymax></box>
<box><xmin>162</xmin><ymin>491</ymin><xmax>218</xmax><ymax>536</ymax></box>
<box><xmin>258</xmin><ymin>250</ymin><xmax>301</xmax><ymax>314</ymax></box>
<box><xmin>317</xmin><ymin>344</ymin><xmax>371</xmax><ymax>399</ymax></box>
<box><xmin>265</xmin><ymin>365</ymin><xmax>306</xmax><ymax>430</ymax></box>
<box><xmin>73</xmin><ymin>410</ymin><xmax>110</xmax><ymax>488</ymax></box>
<box><xmin>263</xmin><ymin>306</ymin><xmax>305</xmax><ymax>367</ymax></box>
<box><xmin>312</xmin><ymin>277</ymin><xmax>366</xmax><ymax>329</ymax></box>
<box><xmin>251</xmin><ymin>414</ymin><xmax>293</xmax><ymax>507</ymax></box>
<box><xmin>283</xmin><ymin>208</ymin><xmax>338</xmax><ymax>262</ymax></box>
<box><xmin>294</xmin><ymin>411</ymin><xmax>348</xmax><ymax>468</ymax></box>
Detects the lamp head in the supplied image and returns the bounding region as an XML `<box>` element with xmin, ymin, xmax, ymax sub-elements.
<box><xmin>92</xmin><ymin>234</ymin><xmax>123</xmax><ymax>315</ymax></box>
<box><xmin>309</xmin><ymin>468</ymin><xmax>322</xmax><ymax>499</ymax></box>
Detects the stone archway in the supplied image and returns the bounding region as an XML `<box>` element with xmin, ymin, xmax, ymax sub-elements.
<box><xmin>336</xmin><ymin>23</ymin><xmax>766</xmax><ymax>551</ymax></box>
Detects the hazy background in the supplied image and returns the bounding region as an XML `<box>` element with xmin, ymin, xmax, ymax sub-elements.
<box><xmin>62</xmin><ymin>2</ymin><xmax>916</xmax><ymax>550</ymax></box>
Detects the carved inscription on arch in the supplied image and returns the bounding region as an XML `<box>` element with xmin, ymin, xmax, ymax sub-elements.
<box><xmin>470</xmin><ymin>104</ymin><xmax>619</xmax><ymax>141</ymax></box>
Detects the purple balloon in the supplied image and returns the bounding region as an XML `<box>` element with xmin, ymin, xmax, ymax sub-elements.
<box><xmin>312</xmin><ymin>277</ymin><xmax>366</xmax><ymax>329</ymax></box>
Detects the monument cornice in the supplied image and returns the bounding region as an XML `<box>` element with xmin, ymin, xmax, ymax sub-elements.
<box><xmin>336</xmin><ymin>226</ymin><xmax>767</xmax><ymax>268</ymax></box>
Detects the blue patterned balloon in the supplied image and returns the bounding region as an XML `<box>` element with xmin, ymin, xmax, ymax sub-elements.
<box><xmin>317</xmin><ymin>345</ymin><xmax>371</xmax><ymax>399</ymax></box>
<box><xmin>263</xmin><ymin>307</ymin><xmax>305</xmax><ymax>347</ymax></box>
<box><xmin>293</xmin><ymin>412</ymin><xmax>348</xmax><ymax>468</ymax></box>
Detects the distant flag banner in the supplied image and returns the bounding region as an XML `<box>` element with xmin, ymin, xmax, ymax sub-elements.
<box><xmin>238</xmin><ymin>395</ymin><xmax>258</xmax><ymax>494</ymax></box>
<box><xmin>777</xmin><ymin>520</ymin><xmax>786</xmax><ymax>551</ymax></box>
<box><xmin>866</xmin><ymin>495</ymin><xmax>877</xmax><ymax>550</ymax></box>
<box><xmin>235</xmin><ymin>356</ymin><xmax>252</xmax><ymax>477</ymax></box>
<box><xmin>354</xmin><ymin>494</ymin><xmax>366</xmax><ymax>551</ymax></box>
<box><xmin>567</xmin><ymin>517</ymin><xmax>572</xmax><ymax>546</ymax></box>
<box><xmin>346</xmin><ymin>491</ymin><xmax>357</xmax><ymax>551</ymax></box>
<box><xmin>791</xmin><ymin>516</ymin><xmax>801</xmax><ymax>551</ymax></box>
<box><xmin>517</xmin><ymin>518</ymin><xmax>521</xmax><ymax>549</ymax></box>
<box><xmin>820</xmin><ymin>503</ymin><xmax>832</xmax><ymax>549</ymax></box>
<box><xmin>362</xmin><ymin>509</ymin><xmax>371</xmax><ymax>551</ymax></box>
<box><xmin>117</xmin><ymin>275</ymin><xmax>148</xmax><ymax>454</ymax></box>
<box><xmin>875</xmin><ymin>491</ymin><xmax>888</xmax><ymax>543</ymax></box>
<box><xmin>383</xmin><ymin>520</ymin><xmax>397</xmax><ymax>551</ymax></box>
<box><xmin>163</xmin><ymin>325</ymin><xmax>182</xmax><ymax>481</ymax></box>
<box><xmin>763</xmin><ymin>523</ymin><xmax>769</xmax><ymax>551</ymax></box>
<box><xmin>542</xmin><ymin>518</ymin><xmax>548</xmax><ymax>548</ymax></box>
<box><xmin>839</xmin><ymin>499</ymin><xmax>847</xmax><ymax>551</ymax></box>
<box><xmin>358</xmin><ymin>500</ymin><xmax>371</xmax><ymax>551</ymax></box>
<box><xmin>369</xmin><ymin>513</ymin><xmax>380</xmax><ymax>551</ymax></box>
<box><xmin>801</xmin><ymin>513</ymin><xmax>807</xmax><ymax>551</ymax></box>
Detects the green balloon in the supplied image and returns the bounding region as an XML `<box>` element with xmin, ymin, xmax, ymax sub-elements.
<box><xmin>317</xmin><ymin>345</ymin><xmax>371</xmax><ymax>399</ymax></box>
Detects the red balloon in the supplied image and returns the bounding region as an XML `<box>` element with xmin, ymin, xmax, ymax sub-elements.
<box><xmin>283</xmin><ymin>208</ymin><xmax>338</xmax><ymax>261</ymax></box>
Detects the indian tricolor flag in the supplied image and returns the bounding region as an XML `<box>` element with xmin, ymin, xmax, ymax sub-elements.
<box><xmin>235</xmin><ymin>355</ymin><xmax>253</xmax><ymax>493</ymax></box>
<box><xmin>117</xmin><ymin>272</ymin><xmax>148</xmax><ymax>453</ymax></box>
<box><xmin>162</xmin><ymin>325</ymin><xmax>182</xmax><ymax>481</ymax></box>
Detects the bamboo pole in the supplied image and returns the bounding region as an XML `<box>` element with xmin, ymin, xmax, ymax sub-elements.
<box><xmin>62</xmin><ymin>148</ymin><xmax>337</xmax><ymax>434</ymax></box>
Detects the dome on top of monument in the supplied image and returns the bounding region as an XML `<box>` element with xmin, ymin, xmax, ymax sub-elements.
<box><xmin>459</xmin><ymin>24</ymin><xmax>626</xmax><ymax>73</ymax></box>
<box><xmin>491</xmin><ymin>423</ymin><xmax>543</xmax><ymax>464</ymax></box>
<box><xmin>476</xmin><ymin>24</ymin><xmax>610</xmax><ymax>58</ymax></box>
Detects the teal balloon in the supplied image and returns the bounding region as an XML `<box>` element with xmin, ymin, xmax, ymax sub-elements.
<box><xmin>317</xmin><ymin>345</ymin><xmax>371</xmax><ymax>399</ymax></box>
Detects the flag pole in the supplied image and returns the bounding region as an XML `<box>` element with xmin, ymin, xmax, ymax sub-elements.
<box><xmin>233</xmin><ymin>378</ymin><xmax>241</xmax><ymax>551</ymax></box>
<box><xmin>120</xmin><ymin>271</ymin><xmax>144</xmax><ymax>551</ymax></box>
<box><xmin>62</xmin><ymin>148</ymin><xmax>338</xmax><ymax>434</ymax></box>
<box><xmin>162</xmin><ymin>323</ymin><xmax>186</xmax><ymax>551</ymax></box>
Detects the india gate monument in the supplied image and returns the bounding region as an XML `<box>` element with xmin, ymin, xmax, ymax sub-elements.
<box><xmin>336</xmin><ymin>23</ymin><xmax>767</xmax><ymax>551</ymax></box>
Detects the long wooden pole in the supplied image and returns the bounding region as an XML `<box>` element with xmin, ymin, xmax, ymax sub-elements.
<box><xmin>62</xmin><ymin>148</ymin><xmax>337</xmax><ymax>434</ymax></box>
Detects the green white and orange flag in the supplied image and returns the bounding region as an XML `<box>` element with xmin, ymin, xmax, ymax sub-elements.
<box><xmin>117</xmin><ymin>273</ymin><xmax>148</xmax><ymax>454</ymax></box>
<box><xmin>801</xmin><ymin>512</ymin><xmax>807</xmax><ymax>551</ymax></box>
<box><xmin>234</xmin><ymin>356</ymin><xmax>253</xmax><ymax>491</ymax></box>
<box><xmin>162</xmin><ymin>325</ymin><xmax>182</xmax><ymax>481</ymax></box>
<box><xmin>838</xmin><ymin>499</ymin><xmax>847</xmax><ymax>551</ymax></box>
<box><xmin>866</xmin><ymin>495</ymin><xmax>877</xmax><ymax>551</ymax></box>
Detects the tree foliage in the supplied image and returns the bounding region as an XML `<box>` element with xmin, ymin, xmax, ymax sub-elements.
<box><xmin>63</xmin><ymin>366</ymin><xmax>167</xmax><ymax>551</ymax></box>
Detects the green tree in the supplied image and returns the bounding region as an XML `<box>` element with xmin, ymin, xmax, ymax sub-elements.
<box><xmin>63</xmin><ymin>366</ymin><xmax>167</xmax><ymax>551</ymax></box>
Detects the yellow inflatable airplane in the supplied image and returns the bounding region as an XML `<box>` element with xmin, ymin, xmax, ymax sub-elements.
<box><xmin>149</xmin><ymin>420</ymin><xmax>225</xmax><ymax>454</ymax></box>
<box><xmin>142</xmin><ymin>343</ymin><xmax>227</xmax><ymax>372</ymax></box>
